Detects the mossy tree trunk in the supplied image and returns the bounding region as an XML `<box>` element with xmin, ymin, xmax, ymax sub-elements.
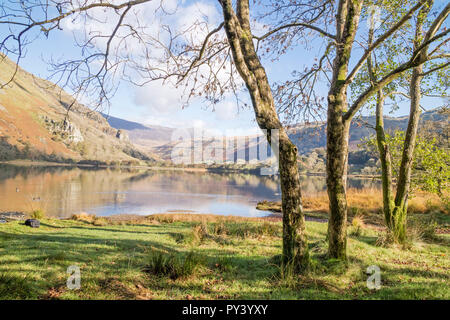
<box><xmin>220</xmin><ymin>0</ymin><xmax>309</xmax><ymax>271</ymax></box>
<box><xmin>374</xmin><ymin>92</ymin><xmax>395</xmax><ymax>228</ymax></box>
<box><xmin>325</xmin><ymin>0</ymin><xmax>363</xmax><ymax>260</ymax></box>
<box><xmin>326</xmin><ymin>110</ymin><xmax>350</xmax><ymax>260</ymax></box>
<box><xmin>391</xmin><ymin>64</ymin><xmax>423</xmax><ymax>242</ymax></box>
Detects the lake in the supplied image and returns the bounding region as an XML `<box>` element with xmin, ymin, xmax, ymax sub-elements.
<box><xmin>0</xmin><ymin>164</ymin><xmax>380</xmax><ymax>218</ymax></box>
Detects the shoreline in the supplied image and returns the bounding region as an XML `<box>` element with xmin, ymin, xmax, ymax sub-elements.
<box><xmin>0</xmin><ymin>160</ymin><xmax>381</xmax><ymax>178</ymax></box>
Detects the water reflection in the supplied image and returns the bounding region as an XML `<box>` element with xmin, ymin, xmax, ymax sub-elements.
<box><xmin>0</xmin><ymin>165</ymin><xmax>380</xmax><ymax>218</ymax></box>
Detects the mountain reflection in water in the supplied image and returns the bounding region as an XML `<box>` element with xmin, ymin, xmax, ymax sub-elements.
<box><xmin>0</xmin><ymin>165</ymin><xmax>380</xmax><ymax>218</ymax></box>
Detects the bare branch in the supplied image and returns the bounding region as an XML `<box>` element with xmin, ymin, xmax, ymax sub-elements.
<box><xmin>253</xmin><ymin>22</ymin><xmax>336</xmax><ymax>41</ymax></box>
<box><xmin>176</xmin><ymin>22</ymin><xmax>225</xmax><ymax>84</ymax></box>
<box><xmin>346</xmin><ymin>0</ymin><xmax>427</xmax><ymax>85</ymax></box>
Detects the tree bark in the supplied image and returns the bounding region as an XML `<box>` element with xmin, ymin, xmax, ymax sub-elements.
<box><xmin>326</xmin><ymin>108</ymin><xmax>350</xmax><ymax>260</ymax></box>
<box><xmin>392</xmin><ymin>64</ymin><xmax>423</xmax><ymax>241</ymax></box>
<box><xmin>390</xmin><ymin>2</ymin><xmax>432</xmax><ymax>242</ymax></box>
<box><xmin>374</xmin><ymin>92</ymin><xmax>395</xmax><ymax>228</ymax></box>
<box><xmin>220</xmin><ymin>0</ymin><xmax>309</xmax><ymax>271</ymax></box>
<box><xmin>325</xmin><ymin>0</ymin><xmax>363</xmax><ymax>260</ymax></box>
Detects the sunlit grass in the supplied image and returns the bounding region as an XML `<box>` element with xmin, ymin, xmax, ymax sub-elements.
<box><xmin>0</xmin><ymin>214</ymin><xmax>448</xmax><ymax>300</ymax></box>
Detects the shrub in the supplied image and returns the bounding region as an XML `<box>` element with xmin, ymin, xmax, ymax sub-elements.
<box><xmin>30</xmin><ymin>209</ymin><xmax>45</xmax><ymax>220</ymax></box>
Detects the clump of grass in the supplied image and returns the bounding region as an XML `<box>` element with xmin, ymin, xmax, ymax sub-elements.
<box><xmin>171</xmin><ymin>232</ymin><xmax>186</xmax><ymax>244</ymax></box>
<box><xmin>212</xmin><ymin>221</ymin><xmax>228</xmax><ymax>235</ymax></box>
<box><xmin>143</xmin><ymin>250</ymin><xmax>203</xmax><ymax>279</ymax></box>
<box><xmin>71</xmin><ymin>212</ymin><xmax>108</xmax><ymax>226</ymax></box>
<box><xmin>375</xmin><ymin>231</ymin><xmax>395</xmax><ymax>248</ymax></box>
<box><xmin>208</xmin><ymin>221</ymin><xmax>281</xmax><ymax>238</ymax></box>
<box><xmin>71</xmin><ymin>212</ymin><xmax>96</xmax><ymax>223</ymax></box>
<box><xmin>92</xmin><ymin>217</ymin><xmax>108</xmax><ymax>226</ymax></box>
<box><xmin>407</xmin><ymin>217</ymin><xmax>438</xmax><ymax>243</ymax></box>
<box><xmin>350</xmin><ymin>215</ymin><xmax>365</xmax><ymax>237</ymax></box>
<box><xmin>0</xmin><ymin>272</ymin><xmax>35</xmax><ymax>299</ymax></box>
<box><xmin>30</xmin><ymin>208</ymin><xmax>45</xmax><ymax>219</ymax></box>
<box><xmin>277</xmin><ymin>262</ymin><xmax>298</xmax><ymax>288</ymax></box>
<box><xmin>194</xmin><ymin>222</ymin><xmax>209</xmax><ymax>242</ymax></box>
<box><xmin>213</xmin><ymin>256</ymin><xmax>236</xmax><ymax>273</ymax></box>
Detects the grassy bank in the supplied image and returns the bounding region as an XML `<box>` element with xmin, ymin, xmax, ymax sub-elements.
<box><xmin>0</xmin><ymin>213</ymin><xmax>449</xmax><ymax>300</ymax></box>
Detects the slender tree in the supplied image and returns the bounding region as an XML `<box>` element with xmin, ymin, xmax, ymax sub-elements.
<box><xmin>274</xmin><ymin>0</ymin><xmax>449</xmax><ymax>259</ymax></box>
<box><xmin>364</xmin><ymin>1</ymin><xmax>449</xmax><ymax>241</ymax></box>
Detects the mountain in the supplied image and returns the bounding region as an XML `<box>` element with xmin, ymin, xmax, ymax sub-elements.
<box><xmin>0</xmin><ymin>55</ymin><xmax>152</xmax><ymax>163</ymax></box>
<box><xmin>2</xmin><ymin>54</ymin><xmax>445</xmax><ymax>165</ymax></box>
<box><xmin>103</xmin><ymin>107</ymin><xmax>448</xmax><ymax>161</ymax></box>
<box><xmin>100</xmin><ymin>113</ymin><xmax>175</xmax><ymax>152</ymax></box>
<box><xmin>288</xmin><ymin>108</ymin><xmax>448</xmax><ymax>154</ymax></box>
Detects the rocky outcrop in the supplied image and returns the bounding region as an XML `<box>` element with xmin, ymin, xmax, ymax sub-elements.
<box><xmin>116</xmin><ymin>129</ymin><xmax>129</xmax><ymax>141</ymax></box>
<box><xmin>42</xmin><ymin>116</ymin><xmax>84</xmax><ymax>144</ymax></box>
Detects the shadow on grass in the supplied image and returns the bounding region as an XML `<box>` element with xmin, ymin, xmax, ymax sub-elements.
<box><xmin>0</xmin><ymin>228</ymin><xmax>278</xmax><ymax>299</ymax></box>
<box><xmin>1</xmin><ymin>221</ymin><xmax>448</xmax><ymax>300</ymax></box>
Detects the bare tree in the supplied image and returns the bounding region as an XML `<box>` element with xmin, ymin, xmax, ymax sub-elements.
<box><xmin>0</xmin><ymin>0</ymin><xmax>337</xmax><ymax>272</ymax></box>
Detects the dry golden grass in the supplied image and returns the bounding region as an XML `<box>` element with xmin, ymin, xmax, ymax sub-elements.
<box><xmin>68</xmin><ymin>212</ymin><xmax>278</xmax><ymax>227</ymax></box>
<box><xmin>258</xmin><ymin>188</ymin><xmax>448</xmax><ymax>228</ymax></box>
<box><xmin>263</xmin><ymin>188</ymin><xmax>446</xmax><ymax>214</ymax></box>
<box><xmin>351</xmin><ymin>215</ymin><xmax>365</xmax><ymax>229</ymax></box>
<box><xmin>146</xmin><ymin>213</ymin><xmax>277</xmax><ymax>223</ymax></box>
<box><xmin>70</xmin><ymin>212</ymin><xmax>108</xmax><ymax>226</ymax></box>
<box><xmin>302</xmin><ymin>188</ymin><xmax>384</xmax><ymax>213</ymax></box>
<box><xmin>70</xmin><ymin>212</ymin><xmax>96</xmax><ymax>223</ymax></box>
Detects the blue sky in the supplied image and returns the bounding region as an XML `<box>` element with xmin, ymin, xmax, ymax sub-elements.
<box><xmin>3</xmin><ymin>0</ymin><xmax>447</xmax><ymax>131</ymax></box>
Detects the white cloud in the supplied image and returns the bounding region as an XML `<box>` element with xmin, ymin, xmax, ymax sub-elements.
<box><xmin>214</xmin><ymin>101</ymin><xmax>238</xmax><ymax>121</ymax></box>
<box><xmin>175</xmin><ymin>2</ymin><xmax>221</xmax><ymax>45</ymax></box>
<box><xmin>60</xmin><ymin>1</ymin><xmax>244</xmax><ymax>127</ymax></box>
<box><xmin>192</xmin><ymin>119</ymin><xmax>206</xmax><ymax>128</ymax></box>
<box><xmin>133</xmin><ymin>80</ymin><xmax>183</xmax><ymax>114</ymax></box>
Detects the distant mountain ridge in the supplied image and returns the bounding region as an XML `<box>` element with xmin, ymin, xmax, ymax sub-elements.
<box><xmin>1</xmin><ymin>54</ymin><xmax>444</xmax><ymax>165</ymax></box>
<box><xmin>289</xmin><ymin>108</ymin><xmax>448</xmax><ymax>154</ymax></box>
<box><xmin>103</xmin><ymin>107</ymin><xmax>448</xmax><ymax>160</ymax></box>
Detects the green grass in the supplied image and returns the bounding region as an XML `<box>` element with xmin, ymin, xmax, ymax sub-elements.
<box><xmin>0</xmin><ymin>216</ymin><xmax>448</xmax><ymax>300</ymax></box>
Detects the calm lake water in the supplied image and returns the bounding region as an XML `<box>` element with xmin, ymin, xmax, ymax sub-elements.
<box><xmin>0</xmin><ymin>165</ymin><xmax>380</xmax><ymax>218</ymax></box>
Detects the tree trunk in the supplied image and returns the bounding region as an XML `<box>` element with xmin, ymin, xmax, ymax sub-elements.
<box><xmin>326</xmin><ymin>101</ymin><xmax>350</xmax><ymax>260</ymax></box>
<box><xmin>325</xmin><ymin>0</ymin><xmax>362</xmax><ymax>260</ymax></box>
<box><xmin>220</xmin><ymin>0</ymin><xmax>309</xmax><ymax>271</ymax></box>
<box><xmin>279</xmin><ymin>130</ymin><xmax>309</xmax><ymax>271</ymax></box>
<box><xmin>374</xmin><ymin>91</ymin><xmax>395</xmax><ymax>227</ymax></box>
<box><xmin>391</xmin><ymin>1</ymin><xmax>431</xmax><ymax>241</ymax></box>
<box><xmin>392</xmin><ymin>65</ymin><xmax>423</xmax><ymax>242</ymax></box>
